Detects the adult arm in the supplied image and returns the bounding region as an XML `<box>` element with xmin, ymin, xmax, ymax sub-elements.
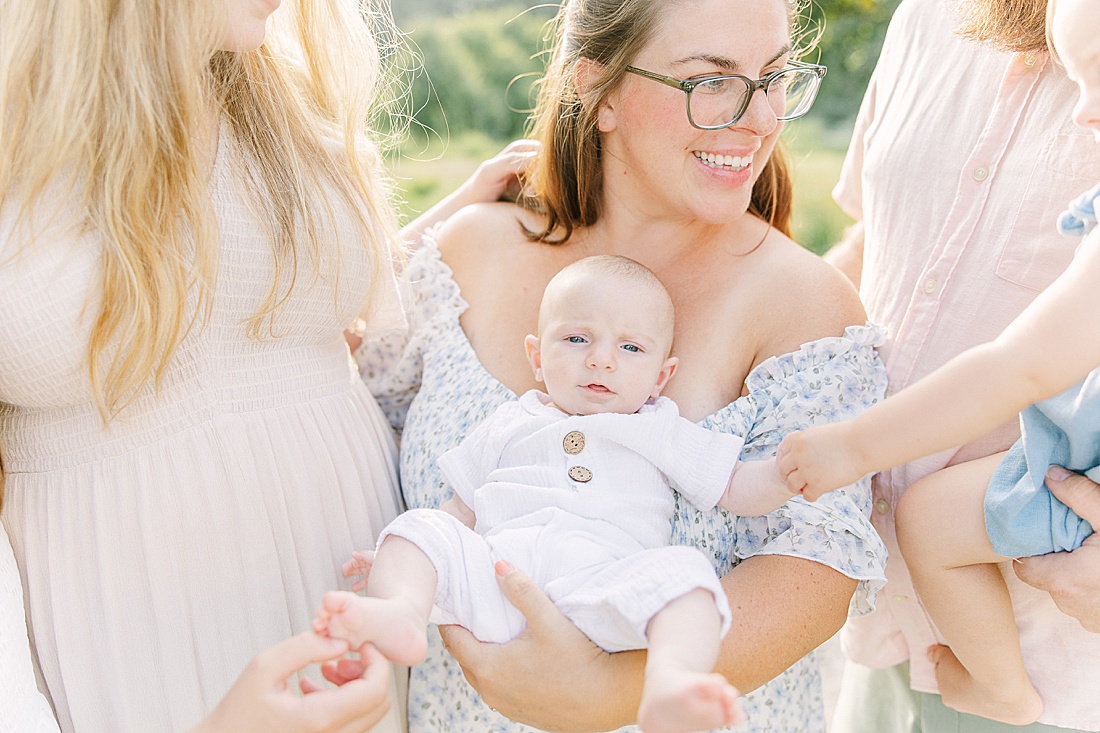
<box><xmin>397</xmin><ymin>140</ymin><xmax>537</xmax><ymax>246</ymax></box>
<box><xmin>441</xmin><ymin>556</ymin><xmax>855</xmax><ymax>732</ymax></box>
<box><xmin>823</xmin><ymin>221</ymin><xmax>864</xmax><ymax>289</ymax></box>
<box><xmin>1014</xmin><ymin>466</ymin><xmax>1100</xmax><ymax>632</ymax></box>
<box><xmin>189</xmin><ymin>634</ymin><xmax>393</xmax><ymax>733</ymax></box>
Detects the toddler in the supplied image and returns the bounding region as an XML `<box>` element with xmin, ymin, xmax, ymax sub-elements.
<box><xmin>314</xmin><ymin>255</ymin><xmax>796</xmax><ymax>733</ymax></box>
<box><xmin>776</xmin><ymin>0</ymin><xmax>1099</xmax><ymax>724</ymax></box>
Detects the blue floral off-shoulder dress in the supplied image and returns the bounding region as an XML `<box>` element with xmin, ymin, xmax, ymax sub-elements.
<box><xmin>356</xmin><ymin>233</ymin><xmax>890</xmax><ymax>733</ymax></box>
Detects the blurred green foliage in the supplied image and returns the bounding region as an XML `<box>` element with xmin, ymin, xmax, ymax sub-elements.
<box><xmin>385</xmin><ymin>0</ymin><xmax>899</xmax><ymax>251</ymax></box>
<box><xmin>390</xmin><ymin>0</ymin><xmax>900</xmax><ymax>140</ymax></box>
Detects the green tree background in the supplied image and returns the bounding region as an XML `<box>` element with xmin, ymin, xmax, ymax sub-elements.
<box><xmin>387</xmin><ymin>0</ymin><xmax>900</xmax><ymax>252</ymax></box>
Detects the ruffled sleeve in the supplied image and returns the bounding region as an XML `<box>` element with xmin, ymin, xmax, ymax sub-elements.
<box><xmin>354</xmin><ymin>229</ymin><xmax>467</xmax><ymax>434</ymax></box>
<box><xmin>676</xmin><ymin>324</ymin><xmax>890</xmax><ymax>616</ymax></box>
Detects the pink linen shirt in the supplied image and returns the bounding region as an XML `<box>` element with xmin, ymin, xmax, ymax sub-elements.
<box><xmin>833</xmin><ymin>0</ymin><xmax>1100</xmax><ymax>728</ymax></box>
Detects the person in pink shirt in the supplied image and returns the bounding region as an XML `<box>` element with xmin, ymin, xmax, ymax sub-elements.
<box><xmin>820</xmin><ymin>0</ymin><xmax>1100</xmax><ymax>730</ymax></box>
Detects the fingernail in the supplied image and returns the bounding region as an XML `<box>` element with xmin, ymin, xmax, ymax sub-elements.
<box><xmin>494</xmin><ymin>560</ymin><xmax>514</xmax><ymax>577</ymax></box>
<box><xmin>1047</xmin><ymin>466</ymin><xmax>1073</xmax><ymax>481</ymax></box>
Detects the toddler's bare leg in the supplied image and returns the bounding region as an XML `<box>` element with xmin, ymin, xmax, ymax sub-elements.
<box><xmin>895</xmin><ymin>453</ymin><xmax>1042</xmax><ymax>725</ymax></box>
<box><xmin>636</xmin><ymin>588</ymin><xmax>744</xmax><ymax>733</ymax></box>
<box><xmin>312</xmin><ymin>535</ymin><xmax>437</xmax><ymax>666</ymax></box>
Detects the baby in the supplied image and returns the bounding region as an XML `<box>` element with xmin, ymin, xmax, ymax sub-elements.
<box><xmin>315</xmin><ymin>255</ymin><xmax>796</xmax><ymax>733</ymax></box>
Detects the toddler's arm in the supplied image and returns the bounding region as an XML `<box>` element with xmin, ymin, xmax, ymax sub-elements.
<box><xmin>716</xmin><ymin>458</ymin><xmax>800</xmax><ymax>516</ymax></box>
<box><xmin>780</xmin><ymin>225</ymin><xmax>1100</xmax><ymax>498</ymax></box>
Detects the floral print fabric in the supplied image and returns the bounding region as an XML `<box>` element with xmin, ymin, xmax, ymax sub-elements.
<box><xmin>357</xmin><ymin>234</ymin><xmax>889</xmax><ymax>733</ymax></box>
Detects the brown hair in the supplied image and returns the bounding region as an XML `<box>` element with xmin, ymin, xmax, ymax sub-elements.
<box><xmin>522</xmin><ymin>0</ymin><xmax>808</xmax><ymax>243</ymax></box>
<box><xmin>954</xmin><ymin>0</ymin><xmax>1049</xmax><ymax>54</ymax></box>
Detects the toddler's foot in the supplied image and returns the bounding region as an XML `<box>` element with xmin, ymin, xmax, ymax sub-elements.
<box><xmin>930</xmin><ymin>645</ymin><xmax>1043</xmax><ymax>725</ymax></box>
<box><xmin>312</xmin><ymin>590</ymin><xmax>428</xmax><ymax>667</ymax></box>
<box><xmin>637</xmin><ymin>669</ymin><xmax>744</xmax><ymax>733</ymax></box>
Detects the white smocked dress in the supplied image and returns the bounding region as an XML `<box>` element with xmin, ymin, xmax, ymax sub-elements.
<box><xmin>0</xmin><ymin>136</ymin><xmax>406</xmax><ymax>733</ymax></box>
<box><xmin>357</xmin><ymin>233</ymin><xmax>890</xmax><ymax>733</ymax></box>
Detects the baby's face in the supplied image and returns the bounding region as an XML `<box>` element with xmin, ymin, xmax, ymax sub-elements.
<box><xmin>1054</xmin><ymin>0</ymin><xmax>1100</xmax><ymax>141</ymax></box>
<box><xmin>527</xmin><ymin>276</ymin><xmax>676</xmax><ymax>416</ymax></box>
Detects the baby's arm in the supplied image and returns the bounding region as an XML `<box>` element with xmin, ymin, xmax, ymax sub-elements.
<box><xmin>716</xmin><ymin>459</ymin><xmax>800</xmax><ymax>516</ymax></box>
<box><xmin>440</xmin><ymin>493</ymin><xmax>476</xmax><ymax>530</ymax></box>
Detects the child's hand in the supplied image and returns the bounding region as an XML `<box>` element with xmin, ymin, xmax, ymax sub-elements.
<box><xmin>342</xmin><ymin>550</ymin><xmax>375</xmax><ymax>592</ymax></box>
<box><xmin>777</xmin><ymin>422</ymin><xmax>869</xmax><ymax>501</ymax></box>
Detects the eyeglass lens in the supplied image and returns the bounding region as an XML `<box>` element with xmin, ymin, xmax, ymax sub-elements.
<box><xmin>688</xmin><ymin>68</ymin><xmax>820</xmax><ymax>129</ymax></box>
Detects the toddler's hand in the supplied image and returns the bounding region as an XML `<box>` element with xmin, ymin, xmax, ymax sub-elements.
<box><xmin>777</xmin><ymin>422</ymin><xmax>867</xmax><ymax>501</ymax></box>
<box><xmin>343</xmin><ymin>550</ymin><xmax>375</xmax><ymax>592</ymax></box>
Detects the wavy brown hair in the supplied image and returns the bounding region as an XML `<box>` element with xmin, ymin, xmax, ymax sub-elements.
<box><xmin>0</xmin><ymin>0</ymin><xmax>402</xmax><ymax>419</ymax></box>
<box><xmin>954</xmin><ymin>0</ymin><xmax>1048</xmax><ymax>54</ymax></box>
<box><xmin>522</xmin><ymin>0</ymin><xmax>810</xmax><ymax>243</ymax></box>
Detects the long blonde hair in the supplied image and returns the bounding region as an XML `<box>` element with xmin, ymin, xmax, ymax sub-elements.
<box><xmin>0</xmin><ymin>0</ymin><xmax>401</xmax><ymax>419</ymax></box>
<box><xmin>523</xmin><ymin>0</ymin><xmax>810</xmax><ymax>243</ymax></box>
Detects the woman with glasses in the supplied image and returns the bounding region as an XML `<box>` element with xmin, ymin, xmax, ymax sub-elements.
<box><xmin>355</xmin><ymin>0</ymin><xmax>888</xmax><ymax>731</ymax></box>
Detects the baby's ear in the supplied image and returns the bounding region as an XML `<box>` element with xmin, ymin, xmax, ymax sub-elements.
<box><xmin>524</xmin><ymin>334</ymin><xmax>544</xmax><ymax>383</ymax></box>
<box><xmin>651</xmin><ymin>356</ymin><xmax>679</xmax><ymax>398</ymax></box>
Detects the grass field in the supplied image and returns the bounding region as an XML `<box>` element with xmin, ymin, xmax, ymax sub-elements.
<box><xmin>387</xmin><ymin>121</ymin><xmax>854</xmax><ymax>255</ymax></box>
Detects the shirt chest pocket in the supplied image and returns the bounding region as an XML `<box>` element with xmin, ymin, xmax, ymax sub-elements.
<box><xmin>998</xmin><ymin>133</ymin><xmax>1100</xmax><ymax>291</ymax></box>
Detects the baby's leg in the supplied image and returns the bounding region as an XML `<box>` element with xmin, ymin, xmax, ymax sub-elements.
<box><xmin>636</xmin><ymin>588</ymin><xmax>744</xmax><ymax>733</ymax></box>
<box><xmin>313</xmin><ymin>535</ymin><xmax>436</xmax><ymax>666</ymax></box>
<box><xmin>895</xmin><ymin>453</ymin><xmax>1042</xmax><ymax>725</ymax></box>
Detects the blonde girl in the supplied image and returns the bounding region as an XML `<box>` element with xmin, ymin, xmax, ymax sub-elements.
<box><xmin>0</xmin><ymin>0</ymin><xmax>450</xmax><ymax>730</ymax></box>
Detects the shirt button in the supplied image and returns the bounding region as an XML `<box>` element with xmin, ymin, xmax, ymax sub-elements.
<box><xmin>972</xmin><ymin>166</ymin><xmax>989</xmax><ymax>182</ymax></box>
<box><xmin>892</xmin><ymin>594</ymin><xmax>910</xmax><ymax>603</ymax></box>
<box><xmin>568</xmin><ymin>465</ymin><xmax>593</xmax><ymax>483</ymax></box>
<box><xmin>923</xmin><ymin>277</ymin><xmax>938</xmax><ymax>294</ymax></box>
<box><xmin>563</xmin><ymin>431</ymin><xmax>585</xmax><ymax>455</ymax></box>
<box><xmin>1022</xmin><ymin>54</ymin><xmax>1036</xmax><ymax>67</ymax></box>
<box><xmin>875</xmin><ymin>498</ymin><xmax>891</xmax><ymax>514</ymax></box>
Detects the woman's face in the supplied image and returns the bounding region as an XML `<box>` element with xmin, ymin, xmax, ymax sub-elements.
<box><xmin>598</xmin><ymin>0</ymin><xmax>791</xmax><ymax>223</ymax></box>
<box><xmin>220</xmin><ymin>0</ymin><xmax>281</xmax><ymax>52</ymax></box>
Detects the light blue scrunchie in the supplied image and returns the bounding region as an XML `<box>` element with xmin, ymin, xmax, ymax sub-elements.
<box><xmin>1057</xmin><ymin>182</ymin><xmax>1100</xmax><ymax>237</ymax></box>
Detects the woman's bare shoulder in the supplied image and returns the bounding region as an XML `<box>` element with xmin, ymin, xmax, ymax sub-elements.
<box><xmin>756</xmin><ymin>232</ymin><xmax>867</xmax><ymax>342</ymax></box>
<box><xmin>433</xmin><ymin>202</ymin><xmax>543</xmax><ymax>265</ymax></box>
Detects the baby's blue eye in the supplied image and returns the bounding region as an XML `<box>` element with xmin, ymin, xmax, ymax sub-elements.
<box><xmin>567</xmin><ymin>336</ymin><xmax>586</xmax><ymax>344</ymax></box>
<box><xmin>621</xmin><ymin>344</ymin><xmax>640</xmax><ymax>353</ymax></box>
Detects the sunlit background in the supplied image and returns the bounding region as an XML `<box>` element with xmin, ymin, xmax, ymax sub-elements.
<box><xmin>384</xmin><ymin>0</ymin><xmax>901</xmax><ymax>254</ymax></box>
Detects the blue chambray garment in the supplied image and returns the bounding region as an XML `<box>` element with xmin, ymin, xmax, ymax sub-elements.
<box><xmin>1055</xmin><ymin>181</ymin><xmax>1100</xmax><ymax>237</ymax></box>
<box><xmin>985</xmin><ymin>184</ymin><xmax>1100</xmax><ymax>557</ymax></box>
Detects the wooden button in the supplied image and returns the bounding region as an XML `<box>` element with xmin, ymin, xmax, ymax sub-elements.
<box><xmin>567</xmin><ymin>465</ymin><xmax>593</xmax><ymax>483</ymax></box>
<box><xmin>563</xmin><ymin>431</ymin><xmax>585</xmax><ymax>455</ymax></box>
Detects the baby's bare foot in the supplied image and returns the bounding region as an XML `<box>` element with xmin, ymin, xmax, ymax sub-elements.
<box><xmin>312</xmin><ymin>590</ymin><xmax>428</xmax><ymax>667</ymax></box>
<box><xmin>637</xmin><ymin>669</ymin><xmax>744</xmax><ymax>733</ymax></box>
<box><xmin>930</xmin><ymin>645</ymin><xmax>1043</xmax><ymax>725</ymax></box>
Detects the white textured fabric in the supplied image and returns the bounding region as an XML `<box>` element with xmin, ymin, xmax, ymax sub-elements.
<box><xmin>834</xmin><ymin>0</ymin><xmax>1100</xmax><ymax>727</ymax></box>
<box><xmin>383</xmin><ymin>390</ymin><xmax>740</xmax><ymax>651</ymax></box>
<box><xmin>0</xmin><ymin>523</ymin><xmax>59</xmax><ymax>733</ymax></box>
<box><xmin>383</xmin><ymin>508</ymin><xmax>730</xmax><ymax>652</ymax></box>
<box><xmin>356</xmin><ymin>235</ymin><xmax>890</xmax><ymax>733</ymax></box>
<box><xmin>0</xmin><ymin>134</ymin><xmax>406</xmax><ymax>733</ymax></box>
<box><xmin>441</xmin><ymin>391</ymin><xmax>743</xmax><ymax>545</ymax></box>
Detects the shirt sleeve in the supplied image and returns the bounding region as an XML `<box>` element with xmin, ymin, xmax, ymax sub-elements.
<box><xmin>354</xmin><ymin>230</ymin><xmax>460</xmax><ymax>434</ymax></box>
<box><xmin>688</xmin><ymin>324</ymin><xmax>890</xmax><ymax>616</ymax></box>
<box><xmin>435</xmin><ymin>400</ymin><xmax>525</xmax><ymax>510</ymax></box>
<box><xmin>601</xmin><ymin>402</ymin><xmax>745</xmax><ymax>511</ymax></box>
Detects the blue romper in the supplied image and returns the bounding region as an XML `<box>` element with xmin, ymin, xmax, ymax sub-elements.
<box><xmin>985</xmin><ymin>183</ymin><xmax>1100</xmax><ymax>557</ymax></box>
